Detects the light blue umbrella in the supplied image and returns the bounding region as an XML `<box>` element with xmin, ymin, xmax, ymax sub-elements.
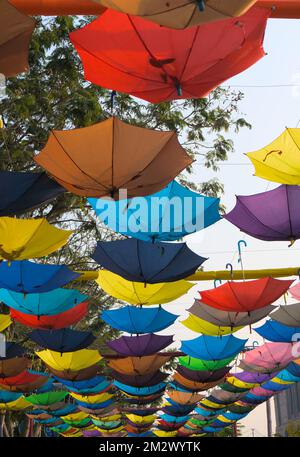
<box><xmin>114</xmin><ymin>381</ymin><xmax>166</xmax><ymax>396</ymax></box>
<box><xmin>255</xmin><ymin>320</ymin><xmax>300</xmax><ymax>343</ymax></box>
<box><xmin>181</xmin><ymin>335</ymin><xmax>247</xmax><ymax>361</ymax></box>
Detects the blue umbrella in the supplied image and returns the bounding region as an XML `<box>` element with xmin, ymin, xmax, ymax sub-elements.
<box><xmin>54</xmin><ymin>375</ymin><xmax>107</xmax><ymax>391</ymax></box>
<box><xmin>181</xmin><ymin>335</ymin><xmax>247</xmax><ymax>361</ymax></box>
<box><xmin>0</xmin><ymin>390</ymin><xmax>22</xmax><ymax>403</ymax></box>
<box><xmin>114</xmin><ymin>381</ymin><xmax>166</xmax><ymax>396</ymax></box>
<box><xmin>0</xmin><ymin>260</ymin><xmax>80</xmax><ymax>294</ymax></box>
<box><xmin>163</xmin><ymin>404</ymin><xmax>195</xmax><ymax>416</ymax></box>
<box><xmin>0</xmin><ymin>288</ymin><xmax>87</xmax><ymax>315</ymax></box>
<box><xmin>222</xmin><ymin>411</ymin><xmax>249</xmax><ymax>421</ymax></box>
<box><xmin>92</xmin><ymin>239</ymin><xmax>206</xmax><ymax>283</ymax></box>
<box><xmin>76</xmin><ymin>399</ymin><xmax>114</xmax><ymax>410</ymax></box>
<box><xmin>160</xmin><ymin>414</ymin><xmax>190</xmax><ymax>423</ymax></box>
<box><xmin>66</xmin><ymin>382</ymin><xmax>111</xmax><ymax>395</ymax></box>
<box><xmin>29</xmin><ymin>328</ymin><xmax>95</xmax><ymax>353</ymax></box>
<box><xmin>273</xmin><ymin>369</ymin><xmax>300</xmax><ymax>383</ymax></box>
<box><xmin>287</xmin><ymin>361</ymin><xmax>300</xmax><ymax>378</ymax></box>
<box><xmin>261</xmin><ymin>380</ymin><xmax>293</xmax><ymax>392</ymax></box>
<box><xmin>241</xmin><ymin>393</ymin><xmax>268</xmax><ymax>404</ymax></box>
<box><xmin>89</xmin><ymin>180</ymin><xmax>220</xmax><ymax>242</ymax></box>
<box><xmin>195</xmin><ymin>406</ymin><xmax>225</xmax><ymax>417</ymax></box>
<box><xmin>255</xmin><ymin>320</ymin><xmax>300</xmax><ymax>343</ymax></box>
<box><xmin>51</xmin><ymin>405</ymin><xmax>78</xmax><ymax>417</ymax></box>
<box><xmin>101</xmin><ymin>306</ymin><xmax>177</xmax><ymax>333</ymax></box>
<box><xmin>0</xmin><ymin>171</ymin><xmax>65</xmax><ymax>217</ymax></box>
<box><xmin>128</xmin><ymin>432</ymin><xmax>154</xmax><ymax>437</ymax></box>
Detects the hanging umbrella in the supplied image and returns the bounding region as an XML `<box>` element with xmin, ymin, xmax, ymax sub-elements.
<box><xmin>93</xmin><ymin>0</ymin><xmax>256</xmax><ymax>29</ymax></box>
<box><xmin>270</xmin><ymin>302</ymin><xmax>300</xmax><ymax>327</ymax></box>
<box><xmin>0</xmin><ymin>288</ymin><xmax>87</xmax><ymax>316</ymax></box>
<box><xmin>199</xmin><ymin>278</ymin><xmax>292</xmax><ymax>312</ymax></box>
<box><xmin>0</xmin><ymin>0</ymin><xmax>35</xmax><ymax>77</ymax></box>
<box><xmin>167</xmin><ymin>389</ymin><xmax>203</xmax><ymax>405</ymax></box>
<box><xmin>0</xmin><ymin>217</ymin><xmax>72</xmax><ymax>262</ymax></box>
<box><xmin>0</xmin><ymin>370</ymin><xmax>48</xmax><ymax>389</ymax></box>
<box><xmin>224</xmin><ymin>185</ymin><xmax>300</xmax><ymax>245</ymax></box>
<box><xmin>246</xmin><ymin>128</ymin><xmax>300</xmax><ymax>185</ymax></box>
<box><xmin>0</xmin><ymin>390</ymin><xmax>22</xmax><ymax>403</ymax></box>
<box><xmin>0</xmin><ymin>397</ymin><xmax>31</xmax><ymax>411</ymax></box>
<box><xmin>208</xmin><ymin>389</ymin><xmax>245</xmax><ymax>405</ymax></box>
<box><xmin>0</xmin><ymin>342</ymin><xmax>25</xmax><ymax>360</ymax></box>
<box><xmin>176</xmin><ymin>366</ymin><xmax>230</xmax><ymax>383</ymax></box>
<box><xmin>97</xmin><ymin>271</ymin><xmax>193</xmax><ymax>305</ymax></box>
<box><xmin>173</xmin><ymin>373</ymin><xmax>223</xmax><ymax>392</ymax></box>
<box><xmin>111</xmin><ymin>370</ymin><xmax>168</xmax><ymax>387</ymax></box>
<box><xmin>0</xmin><ymin>357</ymin><xmax>29</xmax><ymax>378</ymax></box>
<box><xmin>101</xmin><ymin>306</ymin><xmax>178</xmax><ymax>333</ymax></box>
<box><xmin>0</xmin><ymin>314</ymin><xmax>12</xmax><ymax>332</ymax></box>
<box><xmin>10</xmin><ymin>301</ymin><xmax>89</xmax><ymax>330</ymax></box>
<box><xmin>115</xmin><ymin>381</ymin><xmax>166</xmax><ymax>396</ymax></box>
<box><xmin>107</xmin><ymin>354</ymin><xmax>173</xmax><ymax>375</ymax></box>
<box><xmin>29</xmin><ymin>329</ymin><xmax>95</xmax><ymax>353</ymax></box>
<box><xmin>55</xmin><ymin>375</ymin><xmax>108</xmax><ymax>392</ymax></box>
<box><xmin>36</xmin><ymin>349</ymin><xmax>102</xmax><ymax>372</ymax></box>
<box><xmin>0</xmin><ymin>171</ymin><xmax>65</xmax><ymax>217</ymax></box>
<box><xmin>290</xmin><ymin>283</ymin><xmax>300</xmax><ymax>301</ymax></box>
<box><xmin>227</xmin><ymin>403</ymin><xmax>254</xmax><ymax>414</ymax></box>
<box><xmin>89</xmin><ymin>180</ymin><xmax>220</xmax><ymax>242</ymax></box>
<box><xmin>179</xmin><ymin>355</ymin><xmax>235</xmax><ymax>371</ymax></box>
<box><xmin>186</xmin><ymin>299</ymin><xmax>275</xmax><ymax>327</ymax></box>
<box><xmin>255</xmin><ymin>320</ymin><xmax>300</xmax><ymax>342</ymax></box>
<box><xmin>0</xmin><ymin>260</ymin><xmax>80</xmax><ymax>294</ymax></box>
<box><xmin>239</xmin><ymin>342</ymin><xmax>296</xmax><ymax>373</ymax></box>
<box><xmin>107</xmin><ymin>334</ymin><xmax>173</xmax><ymax>357</ymax></box>
<box><xmin>26</xmin><ymin>391</ymin><xmax>68</xmax><ymax>406</ymax></box>
<box><xmin>49</xmin><ymin>365</ymin><xmax>100</xmax><ymax>381</ymax></box>
<box><xmin>35</xmin><ymin>117</ymin><xmax>192</xmax><ymax>199</ymax></box>
<box><xmin>70</xmin><ymin>392</ymin><xmax>114</xmax><ymax>404</ymax></box>
<box><xmin>181</xmin><ymin>335</ymin><xmax>247</xmax><ymax>360</ymax></box>
<box><xmin>70</xmin><ymin>8</ymin><xmax>269</xmax><ymax>104</ymax></box>
<box><xmin>182</xmin><ymin>314</ymin><xmax>243</xmax><ymax>336</ymax></box>
<box><xmin>93</xmin><ymin>239</ymin><xmax>206</xmax><ymax>284</ymax></box>
<box><xmin>229</xmin><ymin>371</ymin><xmax>275</xmax><ymax>385</ymax></box>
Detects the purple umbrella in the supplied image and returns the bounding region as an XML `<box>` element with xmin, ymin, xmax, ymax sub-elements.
<box><xmin>83</xmin><ymin>430</ymin><xmax>102</xmax><ymax>437</ymax></box>
<box><xmin>107</xmin><ymin>334</ymin><xmax>173</xmax><ymax>357</ymax></box>
<box><xmin>176</xmin><ymin>366</ymin><xmax>231</xmax><ymax>383</ymax></box>
<box><xmin>232</xmin><ymin>371</ymin><xmax>277</xmax><ymax>384</ymax></box>
<box><xmin>224</xmin><ymin>185</ymin><xmax>300</xmax><ymax>244</ymax></box>
<box><xmin>110</xmin><ymin>370</ymin><xmax>169</xmax><ymax>387</ymax></box>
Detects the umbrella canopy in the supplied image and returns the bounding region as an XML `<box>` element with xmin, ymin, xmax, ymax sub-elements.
<box><xmin>0</xmin><ymin>357</ymin><xmax>29</xmax><ymax>378</ymax></box>
<box><xmin>227</xmin><ymin>403</ymin><xmax>254</xmax><ymax>414</ymax></box>
<box><xmin>0</xmin><ymin>314</ymin><xmax>12</xmax><ymax>332</ymax></box>
<box><xmin>167</xmin><ymin>389</ymin><xmax>203</xmax><ymax>405</ymax></box>
<box><xmin>224</xmin><ymin>185</ymin><xmax>300</xmax><ymax>244</ymax></box>
<box><xmin>290</xmin><ymin>283</ymin><xmax>300</xmax><ymax>301</ymax></box>
<box><xmin>29</xmin><ymin>329</ymin><xmax>95</xmax><ymax>352</ymax></box>
<box><xmin>199</xmin><ymin>278</ymin><xmax>292</xmax><ymax>312</ymax></box>
<box><xmin>36</xmin><ymin>349</ymin><xmax>102</xmax><ymax>372</ymax></box>
<box><xmin>0</xmin><ymin>390</ymin><xmax>22</xmax><ymax>403</ymax></box>
<box><xmin>0</xmin><ymin>397</ymin><xmax>31</xmax><ymax>411</ymax></box>
<box><xmin>0</xmin><ymin>171</ymin><xmax>65</xmax><ymax>217</ymax></box>
<box><xmin>93</xmin><ymin>0</ymin><xmax>256</xmax><ymax>29</ymax></box>
<box><xmin>49</xmin><ymin>365</ymin><xmax>100</xmax><ymax>381</ymax></box>
<box><xmin>55</xmin><ymin>375</ymin><xmax>108</xmax><ymax>392</ymax></box>
<box><xmin>173</xmin><ymin>373</ymin><xmax>223</xmax><ymax>392</ymax></box>
<box><xmin>107</xmin><ymin>354</ymin><xmax>173</xmax><ymax>375</ymax></box>
<box><xmin>230</xmin><ymin>371</ymin><xmax>275</xmax><ymax>384</ymax></box>
<box><xmin>35</xmin><ymin>117</ymin><xmax>192</xmax><ymax>199</ymax></box>
<box><xmin>0</xmin><ymin>260</ymin><xmax>79</xmax><ymax>294</ymax></box>
<box><xmin>270</xmin><ymin>302</ymin><xmax>300</xmax><ymax>327</ymax></box>
<box><xmin>246</xmin><ymin>128</ymin><xmax>300</xmax><ymax>185</ymax></box>
<box><xmin>0</xmin><ymin>342</ymin><xmax>25</xmax><ymax>360</ymax></box>
<box><xmin>0</xmin><ymin>370</ymin><xmax>48</xmax><ymax>389</ymax></box>
<box><xmin>0</xmin><ymin>288</ymin><xmax>87</xmax><ymax>316</ymax></box>
<box><xmin>255</xmin><ymin>320</ymin><xmax>300</xmax><ymax>342</ymax></box>
<box><xmin>70</xmin><ymin>8</ymin><xmax>269</xmax><ymax>103</ymax></box>
<box><xmin>90</xmin><ymin>180</ymin><xmax>220</xmax><ymax>242</ymax></box>
<box><xmin>208</xmin><ymin>389</ymin><xmax>245</xmax><ymax>405</ymax></box>
<box><xmin>179</xmin><ymin>355</ymin><xmax>235</xmax><ymax>371</ymax></box>
<box><xmin>181</xmin><ymin>335</ymin><xmax>247</xmax><ymax>360</ymax></box>
<box><xmin>240</xmin><ymin>342</ymin><xmax>296</xmax><ymax>372</ymax></box>
<box><xmin>93</xmin><ymin>239</ymin><xmax>206</xmax><ymax>283</ymax></box>
<box><xmin>97</xmin><ymin>271</ymin><xmax>193</xmax><ymax>305</ymax></box>
<box><xmin>182</xmin><ymin>314</ymin><xmax>243</xmax><ymax>336</ymax></box>
<box><xmin>114</xmin><ymin>381</ymin><xmax>166</xmax><ymax>396</ymax></box>
<box><xmin>26</xmin><ymin>391</ymin><xmax>68</xmax><ymax>406</ymax></box>
<box><xmin>0</xmin><ymin>217</ymin><xmax>72</xmax><ymax>261</ymax></box>
<box><xmin>10</xmin><ymin>301</ymin><xmax>89</xmax><ymax>330</ymax></box>
<box><xmin>101</xmin><ymin>306</ymin><xmax>177</xmax><ymax>333</ymax></box>
<box><xmin>107</xmin><ymin>334</ymin><xmax>173</xmax><ymax>357</ymax></box>
<box><xmin>0</xmin><ymin>0</ymin><xmax>35</xmax><ymax>77</ymax></box>
<box><xmin>111</xmin><ymin>370</ymin><xmax>168</xmax><ymax>387</ymax></box>
<box><xmin>176</xmin><ymin>366</ymin><xmax>230</xmax><ymax>383</ymax></box>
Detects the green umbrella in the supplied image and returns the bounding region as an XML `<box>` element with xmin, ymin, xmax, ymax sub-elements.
<box><xmin>26</xmin><ymin>391</ymin><xmax>68</xmax><ymax>406</ymax></box>
<box><xmin>179</xmin><ymin>355</ymin><xmax>235</xmax><ymax>371</ymax></box>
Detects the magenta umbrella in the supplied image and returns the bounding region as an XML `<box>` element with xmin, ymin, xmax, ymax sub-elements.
<box><xmin>250</xmin><ymin>386</ymin><xmax>275</xmax><ymax>397</ymax></box>
<box><xmin>240</xmin><ymin>342</ymin><xmax>296</xmax><ymax>373</ymax></box>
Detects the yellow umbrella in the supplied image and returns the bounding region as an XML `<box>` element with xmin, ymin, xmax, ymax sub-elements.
<box><xmin>125</xmin><ymin>414</ymin><xmax>156</xmax><ymax>424</ymax></box>
<box><xmin>62</xmin><ymin>430</ymin><xmax>83</xmax><ymax>437</ymax></box>
<box><xmin>0</xmin><ymin>397</ymin><xmax>32</xmax><ymax>411</ymax></box>
<box><xmin>0</xmin><ymin>217</ymin><xmax>72</xmax><ymax>261</ymax></box>
<box><xmin>97</xmin><ymin>270</ymin><xmax>193</xmax><ymax>305</ymax></box>
<box><xmin>70</xmin><ymin>392</ymin><xmax>113</xmax><ymax>404</ymax></box>
<box><xmin>63</xmin><ymin>411</ymin><xmax>89</xmax><ymax>422</ymax></box>
<box><xmin>246</xmin><ymin>128</ymin><xmax>300</xmax><ymax>184</ymax></box>
<box><xmin>91</xmin><ymin>414</ymin><xmax>121</xmax><ymax>422</ymax></box>
<box><xmin>181</xmin><ymin>314</ymin><xmax>243</xmax><ymax>336</ymax></box>
<box><xmin>200</xmin><ymin>398</ymin><xmax>227</xmax><ymax>409</ymax></box>
<box><xmin>271</xmin><ymin>377</ymin><xmax>294</xmax><ymax>386</ymax></box>
<box><xmin>36</xmin><ymin>349</ymin><xmax>102</xmax><ymax>372</ymax></box>
<box><xmin>226</xmin><ymin>376</ymin><xmax>259</xmax><ymax>389</ymax></box>
<box><xmin>96</xmin><ymin>425</ymin><xmax>124</xmax><ymax>434</ymax></box>
<box><xmin>216</xmin><ymin>415</ymin><xmax>235</xmax><ymax>424</ymax></box>
<box><xmin>0</xmin><ymin>314</ymin><xmax>12</xmax><ymax>332</ymax></box>
<box><xmin>153</xmin><ymin>430</ymin><xmax>177</xmax><ymax>437</ymax></box>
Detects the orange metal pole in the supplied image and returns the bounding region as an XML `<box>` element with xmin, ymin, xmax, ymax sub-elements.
<box><xmin>9</xmin><ymin>0</ymin><xmax>105</xmax><ymax>15</ymax></box>
<box><xmin>257</xmin><ymin>1</ymin><xmax>300</xmax><ymax>18</ymax></box>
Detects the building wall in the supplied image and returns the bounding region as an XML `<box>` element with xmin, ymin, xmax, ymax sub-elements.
<box><xmin>274</xmin><ymin>383</ymin><xmax>300</xmax><ymax>436</ymax></box>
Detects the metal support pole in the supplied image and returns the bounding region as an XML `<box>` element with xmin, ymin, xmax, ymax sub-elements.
<box><xmin>266</xmin><ymin>399</ymin><xmax>272</xmax><ymax>437</ymax></box>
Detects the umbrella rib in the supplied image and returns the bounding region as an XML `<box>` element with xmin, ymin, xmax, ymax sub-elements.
<box><xmin>179</xmin><ymin>27</ymin><xmax>200</xmax><ymax>81</ymax></box>
<box><xmin>285</xmin><ymin>186</ymin><xmax>294</xmax><ymax>239</ymax></box>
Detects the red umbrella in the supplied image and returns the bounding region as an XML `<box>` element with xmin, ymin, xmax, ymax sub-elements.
<box><xmin>199</xmin><ymin>278</ymin><xmax>293</xmax><ymax>312</ymax></box>
<box><xmin>0</xmin><ymin>370</ymin><xmax>48</xmax><ymax>389</ymax></box>
<box><xmin>10</xmin><ymin>301</ymin><xmax>88</xmax><ymax>329</ymax></box>
<box><xmin>70</xmin><ymin>7</ymin><xmax>270</xmax><ymax>103</ymax></box>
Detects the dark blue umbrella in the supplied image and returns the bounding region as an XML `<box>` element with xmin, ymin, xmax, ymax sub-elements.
<box><xmin>0</xmin><ymin>342</ymin><xmax>25</xmax><ymax>360</ymax></box>
<box><xmin>0</xmin><ymin>171</ymin><xmax>65</xmax><ymax>217</ymax></box>
<box><xmin>101</xmin><ymin>306</ymin><xmax>178</xmax><ymax>333</ymax></box>
<box><xmin>51</xmin><ymin>405</ymin><xmax>78</xmax><ymax>417</ymax></box>
<box><xmin>0</xmin><ymin>260</ymin><xmax>80</xmax><ymax>294</ymax></box>
<box><xmin>181</xmin><ymin>335</ymin><xmax>247</xmax><ymax>361</ymax></box>
<box><xmin>107</xmin><ymin>334</ymin><xmax>173</xmax><ymax>357</ymax></box>
<box><xmin>255</xmin><ymin>320</ymin><xmax>300</xmax><ymax>343</ymax></box>
<box><xmin>111</xmin><ymin>370</ymin><xmax>168</xmax><ymax>387</ymax></box>
<box><xmin>92</xmin><ymin>239</ymin><xmax>206</xmax><ymax>283</ymax></box>
<box><xmin>29</xmin><ymin>329</ymin><xmax>95</xmax><ymax>352</ymax></box>
<box><xmin>287</xmin><ymin>362</ymin><xmax>300</xmax><ymax>378</ymax></box>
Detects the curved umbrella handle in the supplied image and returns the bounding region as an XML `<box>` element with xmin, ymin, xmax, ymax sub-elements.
<box><xmin>252</xmin><ymin>341</ymin><xmax>259</xmax><ymax>347</ymax></box>
<box><xmin>237</xmin><ymin>240</ymin><xmax>247</xmax><ymax>263</ymax></box>
<box><xmin>214</xmin><ymin>279</ymin><xmax>222</xmax><ymax>288</ymax></box>
<box><xmin>226</xmin><ymin>263</ymin><xmax>234</xmax><ymax>280</ymax></box>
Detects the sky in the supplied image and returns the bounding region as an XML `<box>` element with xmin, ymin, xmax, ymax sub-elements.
<box><xmin>159</xmin><ymin>18</ymin><xmax>300</xmax><ymax>437</ymax></box>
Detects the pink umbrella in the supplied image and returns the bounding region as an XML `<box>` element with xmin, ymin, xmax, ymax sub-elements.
<box><xmin>250</xmin><ymin>386</ymin><xmax>274</xmax><ymax>397</ymax></box>
<box><xmin>289</xmin><ymin>282</ymin><xmax>300</xmax><ymax>301</ymax></box>
<box><xmin>240</xmin><ymin>343</ymin><xmax>296</xmax><ymax>373</ymax></box>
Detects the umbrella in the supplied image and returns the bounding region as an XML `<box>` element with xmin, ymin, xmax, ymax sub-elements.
<box><xmin>182</xmin><ymin>314</ymin><xmax>243</xmax><ymax>336</ymax></box>
<box><xmin>0</xmin><ymin>370</ymin><xmax>48</xmax><ymax>389</ymax></box>
<box><xmin>107</xmin><ymin>354</ymin><xmax>173</xmax><ymax>375</ymax></box>
<box><xmin>26</xmin><ymin>391</ymin><xmax>68</xmax><ymax>406</ymax></box>
<box><xmin>70</xmin><ymin>392</ymin><xmax>113</xmax><ymax>404</ymax></box>
<box><xmin>0</xmin><ymin>260</ymin><xmax>80</xmax><ymax>294</ymax></box>
<box><xmin>186</xmin><ymin>299</ymin><xmax>275</xmax><ymax>327</ymax></box>
<box><xmin>36</xmin><ymin>349</ymin><xmax>102</xmax><ymax>372</ymax></box>
<box><xmin>93</xmin><ymin>239</ymin><xmax>206</xmax><ymax>283</ymax></box>
<box><xmin>230</xmin><ymin>371</ymin><xmax>275</xmax><ymax>384</ymax></box>
<box><xmin>89</xmin><ymin>180</ymin><xmax>220</xmax><ymax>242</ymax></box>
<box><xmin>255</xmin><ymin>320</ymin><xmax>300</xmax><ymax>342</ymax></box>
<box><xmin>208</xmin><ymin>389</ymin><xmax>245</xmax><ymax>405</ymax></box>
<box><xmin>167</xmin><ymin>389</ymin><xmax>203</xmax><ymax>405</ymax></box>
<box><xmin>97</xmin><ymin>271</ymin><xmax>193</xmax><ymax>305</ymax></box>
<box><xmin>0</xmin><ymin>0</ymin><xmax>35</xmax><ymax>77</ymax></box>
<box><xmin>290</xmin><ymin>283</ymin><xmax>300</xmax><ymax>301</ymax></box>
<box><xmin>107</xmin><ymin>334</ymin><xmax>173</xmax><ymax>357</ymax></box>
<box><xmin>101</xmin><ymin>306</ymin><xmax>177</xmax><ymax>333</ymax></box>
<box><xmin>111</xmin><ymin>370</ymin><xmax>168</xmax><ymax>387</ymax></box>
<box><xmin>153</xmin><ymin>430</ymin><xmax>177</xmax><ymax>437</ymax></box>
<box><xmin>0</xmin><ymin>357</ymin><xmax>29</xmax><ymax>378</ymax></box>
<box><xmin>0</xmin><ymin>288</ymin><xmax>87</xmax><ymax>316</ymax></box>
<box><xmin>199</xmin><ymin>278</ymin><xmax>292</xmax><ymax>312</ymax></box>
<box><xmin>0</xmin><ymin>397</ymin><xmax>31</xmax><ymax>411</ymax></box>
<box><xmin>55</xmin><ymin>375</ymin><xmax>108</xmax><ymax>392</ymax></box>
<box><xmin>0</xmin><ymin>342</ymin><xmax>25</xmax><ymax>360</ymax></box>
<box><xmin>227</xmin><ymin>403</ymin><xmax>254</xmax><ymax>414</ymax></box>
<box><xmin>240</xmin><ymin>342</ymin><xmax>296</xmax><ymax>372</ymax></box>
<box><xmin>115</xmin><ymin>381</ymin><xmax>166</xmax><ymax>396</ymax></box>
<box><xmin>173</xmin><ymin>373</ymin><xmax>223</xmax><ymax>392</ymax></box>
<box><xmin>270</xmin><ymin>302</ymin><xmax>300</xmax><ymax>327</ymax></box>
<box><xmin>10</xmin><ymin>301</ymin><xmax>89</xmax><ymax>330</ymax></box>
<box><xmin>246</xmin><ymin>128</ymin><xmax>300</xmax><ymax>185</ymax></box>
<box><xmin>176</xmin><ymin>366</ymin><xmax>230</xmax><ymax>383</ymax></box>
<box><xmin>0</xmin><ymin>171</ymin><xmax>65</xmax><ymax>217</ymax></box>
<box><xmin>29</xmin><ymin>329</ymin><xmax>95</xmax><ymax>352</ymax></box>
<box><xmin>93</xmin><ymin>0</ymin><xmax>256</xmax><ymax>29</ymax></box>
<box><xmin>35</xmin><ymin>117</ymin><xmax>192</xmax><ymax>199</ymax></box>
<box><xmin>70</xmin><ymin>8</ymin><xmax>269</xmax><ymax>103</ymax></box>
<box><xmin>179</xmin><ymin>355</ymin><xmax>235</xmax><ymax>371</ymax></box>
<box><xmin>0</xmin><ymin>217</ymin><xmax>72</xmax><ymax>261</ymax></box>
<box><xmin>181</xmin><ymin>335</ymin><xmax>247</xmax><ymax>360</ymax></box>
<box><xmin>0</xmin><ymin>390</ymin><xmax>22</xmax><ymax>403</ymax></box>
<box><xmin>224</xmin><ymin>185</ymin><xmax>300</xmax><ymax>244</ymax></box>
<box><xmin>48</xmin><ymin>365</ymin><xmax>100</xmax><ymax>381</ymax></box>
<box><xmin>0</xmin><ymin>314</ymin><xmax>12</xmax><ymax>332</ymax></box>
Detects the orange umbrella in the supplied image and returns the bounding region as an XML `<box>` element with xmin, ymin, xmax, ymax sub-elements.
<box><xmin>107</xmin><ymin>354</ymin><xmax>173</xmax><ymax>375</ymax></box>
<box><xmin>0</xmin><ymin>358</ymin><xmax>30</xmax><ymax>378</ymax></box>
<box><xmin>173</xmin><ymin>373</ymin><xmax>225</xmax><ymax>392</ymax></box>
<box><xmin>35</xmin><ymin>117</ymin><xmax>192</xmax><ymax>199</ymax></box>
<box><xmin>9</xmin><ymin>0</ymin><xmax>105</xmax><ymax>15</ymax></box>
<box><xmin>46</xmin><ymin>364</ymin><xmax>100</xmax><ymax>381</ymax></box>
<box><xmin>167</xmin><ymin>389</ymin><xmax>204</xmax><ymax>405</ymax></box>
